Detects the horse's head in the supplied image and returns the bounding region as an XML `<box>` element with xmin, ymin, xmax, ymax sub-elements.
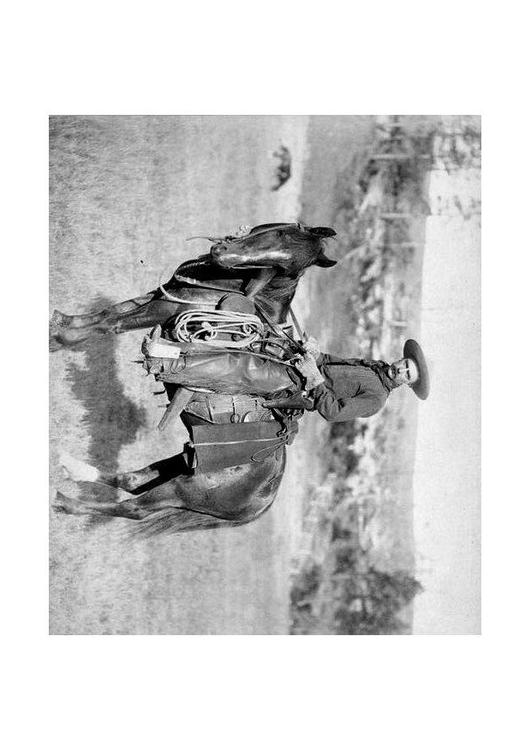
<box><xmin>206</xmin><ymin>223</ymin><xmax>337</xmax><ymax>276</ymax></box>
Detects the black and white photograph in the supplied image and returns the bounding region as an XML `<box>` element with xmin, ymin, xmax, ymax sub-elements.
<box><xmin>49</xmin><ymin>115</ymin><xmax>480</xmax><ymax>635</ymax></box>
<box><xmin>5</xmin><ymin>2</ymin><xmax>531</xmax><ymax>748</ymax></box>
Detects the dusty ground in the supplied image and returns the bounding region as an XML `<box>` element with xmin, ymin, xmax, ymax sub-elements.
<box><xmin>49</xmin><ymin>115</ymin><xmax>371</xmax><ymax>634</ymax></box>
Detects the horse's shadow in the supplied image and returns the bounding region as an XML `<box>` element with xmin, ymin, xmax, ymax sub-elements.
<box><xmin>65</xmin><ymin>296</ymin><xmax>148</xmax><ymax>529</ymax></box>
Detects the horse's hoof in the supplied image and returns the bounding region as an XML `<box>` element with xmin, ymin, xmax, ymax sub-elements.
<box><xmin>51</xmin><ymin>310</ymin><xmax>67</xmax><ymax>327</ymax></box>
<box><xmin>49</xmin><ymin>313</ymin><xmax>67</xmax><ymax>351</ymax></box>
<box><xmin>53</xmin><ymin>490</ymin><xmax>79</xmax><ymax>515</ymax></box>
<box><xmin>49</xmin><ymin>334</ymin><xmax>63</xmax><ymax>352</ymax></box>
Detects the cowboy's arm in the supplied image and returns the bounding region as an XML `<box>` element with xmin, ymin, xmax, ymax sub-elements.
<box><xmin>293</xmin><ymin>350</ymin><xmax>348</xmax><ymax>391</ymax></box>
<box><xmin>309</xmin><ymin>382</ymin><xmax>384</xmax><ymax>421</ymax></box>
<box><xmin>302</xmin><ymin>352</ymin><xmax>385</xmax><ymax>421</ymax></box>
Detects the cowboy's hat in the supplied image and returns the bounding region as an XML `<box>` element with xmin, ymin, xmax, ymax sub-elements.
<box><xmin>403</xmin><ymin>339</ymin><xmax>430</xmax><ymax>400</ymax></box>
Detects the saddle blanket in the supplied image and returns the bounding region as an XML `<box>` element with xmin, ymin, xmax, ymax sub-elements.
<box><xmin>190</xmin><ymin>419</ymin><xmax>298</xmax><ymax>471</ymax></box>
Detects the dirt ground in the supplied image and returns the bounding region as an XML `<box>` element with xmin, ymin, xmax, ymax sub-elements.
<box><xmin>49</xmin><ymin>115</ymin><xmax>374</xmax><ymax>634</ymax></box>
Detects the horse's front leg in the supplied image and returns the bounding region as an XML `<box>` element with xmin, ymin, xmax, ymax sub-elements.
<box><xmin>50</xmin><ymin>290</ymin><xmax>180</xmax><ymax>349</ymax></box>
<box><xmin>55</xmin><ymin>452</ymin><xmax>195</xmax><ymax>521</ymax></box>
<box><xmin>50</xmin><ymin>293</ymin><xmax>157</xmax><ymax>330</ymax></box>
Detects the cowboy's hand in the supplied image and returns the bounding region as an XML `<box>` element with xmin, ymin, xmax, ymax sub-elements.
<box><xmin>293</xmin><ymin>352</ymin><xmax>325</xmax><ymax>390</ymax></box>
<box><xmin>303</xmin><ymin>336</ymin><xmax>321</xmax><ymax>359</ymax></box>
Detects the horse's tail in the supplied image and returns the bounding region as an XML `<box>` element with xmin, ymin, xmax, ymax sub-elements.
<box><xmin>128</xmin><ymin>499</ymin><xmax>276</xmax><ymax>539</ymax></box>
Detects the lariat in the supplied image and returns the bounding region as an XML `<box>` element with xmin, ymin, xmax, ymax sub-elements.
<box><xmin>172</xmin><ymin>308</ymin><xmax>265</xmax><ymax>349</ymax></box>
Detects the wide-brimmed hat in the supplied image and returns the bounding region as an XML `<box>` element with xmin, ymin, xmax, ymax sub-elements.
<box><xmin>403</xmin><ymin>339</ymin><xmax>430</xmax><ymax>400</ymax></box>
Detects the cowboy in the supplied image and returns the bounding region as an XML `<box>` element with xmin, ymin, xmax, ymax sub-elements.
<box><xmin>273</xmin><ymin>337</ymin><xmax>430</xmax><ymax>421</ymax></box>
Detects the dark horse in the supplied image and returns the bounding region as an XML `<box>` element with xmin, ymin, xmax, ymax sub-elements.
<box><xmin>52</xmin><ymin>222</ymin><xmax>337</xmax><ymax>534</ymax></box>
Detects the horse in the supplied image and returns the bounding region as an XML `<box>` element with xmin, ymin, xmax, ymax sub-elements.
<box><xmin>52</xmin><ymin>222</ymin><xmax>337</xmax><ymax>535</ymax></box>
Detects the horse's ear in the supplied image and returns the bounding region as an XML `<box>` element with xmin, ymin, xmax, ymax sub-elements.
<box><xmin>309</xmin><ymin>226</ymin><xmax>337</xmax><ymax>238</ymax></box>
<box><xmin>315</xmin><ymin>253</ymin><xmax>337</xmax><ymax>267</ymax></box>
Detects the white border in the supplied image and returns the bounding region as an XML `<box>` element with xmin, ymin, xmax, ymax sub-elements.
<box><xmin>3</xmin><ymin>1</ymin><xmax>530</xmax><ymax>748</ymax></box>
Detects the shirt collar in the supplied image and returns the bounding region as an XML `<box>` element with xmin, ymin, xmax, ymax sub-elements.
<box><xmin>371</xmin><ymin>361</ymin><xmax>401</xmax><ymax>393</ymax></box>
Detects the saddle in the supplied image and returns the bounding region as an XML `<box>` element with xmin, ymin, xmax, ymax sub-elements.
<box><xmin>140</xmin><ymin>293</ymin><xmax>310</xmax><ymax>449</ymax></box>
<box><xmin>168</xmin><ymin>387</ymin><xmax>301</xmax><ymax>472</ymax></box>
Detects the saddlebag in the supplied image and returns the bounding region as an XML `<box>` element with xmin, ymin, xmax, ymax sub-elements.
<box><xmin>147</xmin><ymin>349</ymin><xmax>295</xmax><ymax>396</ymax></box>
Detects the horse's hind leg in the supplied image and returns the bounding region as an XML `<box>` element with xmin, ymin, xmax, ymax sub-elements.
<box><xmin>53</xmin><ymin>489</ymin><xmax>238</xmax><ymax>532</ymax></box>
<box><xmin>54</xmin><ymin>491</ymin><xmax>149</xmax><ymax>520</ymax></box>
<box><xmin>60</xmin><ymin>451</ymin><xmax>191</xmax><ymax>493</ymax></box>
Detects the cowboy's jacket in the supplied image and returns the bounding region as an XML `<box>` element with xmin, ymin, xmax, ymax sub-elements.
<box><xmin>310</xmin><ymin>354</ymin><xmax>400</xmax><ymax>422</ymax></box>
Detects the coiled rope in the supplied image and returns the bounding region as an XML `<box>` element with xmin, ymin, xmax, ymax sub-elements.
<box><xmin>173</xmin><ymin>308</ymin><xmax>265</xmax><ymax>349</ymax></box>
